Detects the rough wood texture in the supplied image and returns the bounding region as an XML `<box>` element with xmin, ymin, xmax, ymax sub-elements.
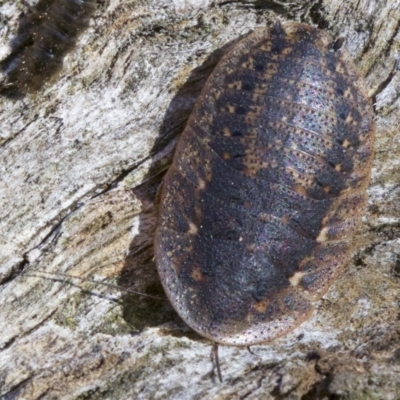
<box><xmin>0</xmin><ymin>0</ymin><xmax>399</xmax><ymax>398</ymax></box>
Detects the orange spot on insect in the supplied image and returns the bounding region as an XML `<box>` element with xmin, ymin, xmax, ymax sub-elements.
<box><xmin>294</xmin><ymin>185</ymin><xmax>308</xmax><ymax>196</ymax></box>
<box><xmin>191</xmin><ymin>266</ymin><xmax>203</xmax><ymax>282</ymax></box>
<box><xmin>223</xmin><ymin>127</ymin><xmax>231</xmax><ymax>137</ymax></box>
<box><xmin>253</xmin><ymin>299</ymin><xmax>269</xmax><ymax>313</ymax></box>
<box><xmin>188</xmin><ymin>222</ymin><xmax>198</xmax><ymax>235</ymax></box>
<box><xmin>323</xmin><ymin>186</ymin><xmax>331</xmax><ymax>193</ymax></box>
<box><xmin>345</xmin><ymin>114</ymin><xmax>354</xmax><ymax>124</ymax></box>
<box><xmin>316</xmin><ymin>227</ymin><xmax>329</xmax><ymax>242</ymax></box>
<box><xmin>342</xmin><ymin>139</ymin><xmax>351</xmax><ymax>148</ymax></box>
<box><xmin>289</xmin><ymin>271</ymin><xmax>306</xmax><ymax>287</ymax></box>
<box><xmin>282</xmin><ymin>47</ymin><xmax>293</xmax><ymax>55</ymax></box>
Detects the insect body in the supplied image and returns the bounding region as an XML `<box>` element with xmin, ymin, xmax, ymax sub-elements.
<box><xmin>156</xmin><ymin>21</ymin><xmax>375</xmax><ymax>346</ymax></box>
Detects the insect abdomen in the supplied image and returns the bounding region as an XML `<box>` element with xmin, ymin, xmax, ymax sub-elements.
<box><xmin>155</xmin><ymin>22</ymin><xmax>375</xmax><ymax>346</ymax></box>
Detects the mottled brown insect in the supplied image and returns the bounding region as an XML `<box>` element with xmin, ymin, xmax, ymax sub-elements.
<box><xmin>155</xmin><ymin>22</ymin><xmax>375</xmax><ymax>346</ymax></box>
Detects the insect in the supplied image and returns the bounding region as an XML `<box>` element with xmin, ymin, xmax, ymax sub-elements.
<box><xmin>4</xmin><ymin>15</ymin><xmax>375</xmax><ymax>384</ymax></box>
<box><xmin>154</xmin><ymin>22</ymin><xmax>375</xmax><ymax>349</ymax></box>
<box><xmin>0</xmin><ymin>0</ymin><xmax>96</xmax><ymax>95</ymax></box>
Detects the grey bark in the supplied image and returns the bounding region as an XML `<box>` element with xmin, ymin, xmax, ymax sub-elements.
<box><xmin>0</xmin><ymin>0</ymin><xmax>399</xmax><ymax>399</ymax></box>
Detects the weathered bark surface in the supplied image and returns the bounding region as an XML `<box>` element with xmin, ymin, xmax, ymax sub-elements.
<box><xmin>0</xmin><ymin>0</ymin><xmax>399</xmax><ymax>398</ymax></box>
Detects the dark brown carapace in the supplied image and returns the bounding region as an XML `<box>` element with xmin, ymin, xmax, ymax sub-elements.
<box><xmin>155</xmin><ymin>22</ymin><xmax>375</xmax><ymax>346</ymax></box>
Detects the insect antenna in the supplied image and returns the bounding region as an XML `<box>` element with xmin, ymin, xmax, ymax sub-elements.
<box><xmin>24</xmin><ymin>269</ymin><xmax>167</xmax><ymax>301</ymax></box>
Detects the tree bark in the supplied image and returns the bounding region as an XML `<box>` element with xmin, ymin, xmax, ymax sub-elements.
<box><xmin>0</xmin><ymin>0</ymin><xmax>399</xmax><ymax>398</ymax></box>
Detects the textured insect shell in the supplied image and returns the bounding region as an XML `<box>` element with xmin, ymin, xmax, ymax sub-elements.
<box><xmin>154</xmin><ymin>22</ymin><xmax>375</xmax><ymax>346</ymax></box>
